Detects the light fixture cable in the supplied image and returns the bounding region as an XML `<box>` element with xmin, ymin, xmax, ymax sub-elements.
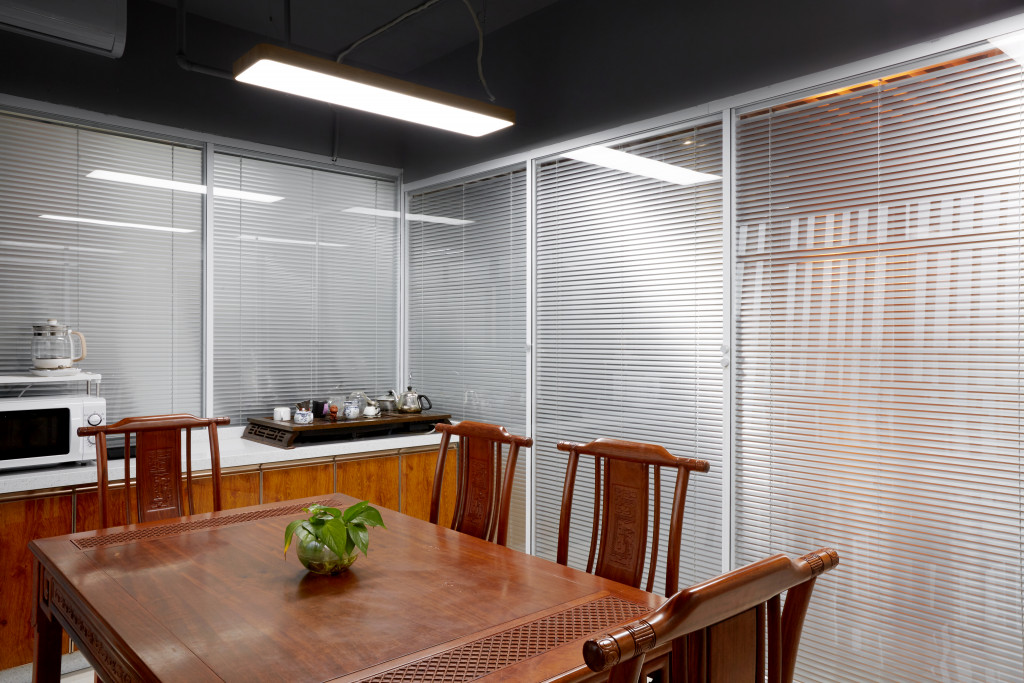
<box><xmin>336</xmin><ymin>0</ymin><xmax>445</xmax><ymax>63</ymax></box>
<box><xmin>459</xmin><ymin>0</ymin><xmax>496</xmax><ymax>102</ymax></box>
<box><xmin>335</xmin><ymin>0</ymin><xmax>496</xmax><ymax>102</ymax></box>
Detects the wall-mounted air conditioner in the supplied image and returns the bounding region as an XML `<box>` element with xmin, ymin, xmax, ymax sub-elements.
<box><xmin>0</xmin><ymin>0</ymin><xmax>126</xmax><ymax>58</ymax></box>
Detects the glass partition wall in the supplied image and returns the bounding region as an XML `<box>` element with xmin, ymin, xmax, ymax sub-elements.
<box><xmin>0</xmin><ymin>111</ymin><xmax>399</xmax><ymax>423</ymax></box>
<box><xmin>212</xmin><ymin>153</ymin><xmax>398</xmax><ymax>421</ymax></box>
<box><xmin>532</xmin><ymin>124</ymin><xmax>726</xmax><ymax>593</ymax></box>
<box><xmin>0</xmin><ymin>113</ymin><xmax>203</xmax><ymax>419</ymax></box>
<box><xmin>407</xmin><ymin>167</ymin><xmax>529</xmax><ymax>549</ymax></box>
<box><xmin>733</xmin><ymin>47</ymin><xmax>1024</xmax><ymax>680</ymax></box>
<box><xmin>403</xmin><ymin>34</ymin><xmax>1024</xmax><ymax>682</ymax></box>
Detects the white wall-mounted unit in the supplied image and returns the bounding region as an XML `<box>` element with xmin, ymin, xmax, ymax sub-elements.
<box><xmin>0</xmin><ymin>0</ymin><xmax>125</xmax><ymax>58</ymax></box>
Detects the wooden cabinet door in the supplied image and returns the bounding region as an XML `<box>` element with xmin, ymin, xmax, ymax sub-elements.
<box><xmin>400</xmin><ymin>447</ymin><xmax>456</xmax><ymax>522</ymax></box>
<box><xmin>262</xmin><ymin>459</ymin><xmax>334</xmax><ymax>503</ymax></box>
<box><xmin>75</xmin><ymin>484</ymin><xmax>130</xmax><ymax>532</ymax></box>
<box><xmin>0</xmin><ymin>493</ymin><xmax>74</xmax><ymax>669</ymax></box>
<box><xmin>336</xmin><ymin>454</ymin><xmax>401</xmax><ymax>511</ymax></box>
<box><xmin>183</xmin><ymin>469</ymin><xmax>261</xmax><ymax>513</ymax></box>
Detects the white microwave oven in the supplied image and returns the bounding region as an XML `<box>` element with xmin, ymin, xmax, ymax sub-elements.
<box><xmin>0</xmin><ymin>394</ymin><xmax>106</xmax><ymax>470</ymax></box>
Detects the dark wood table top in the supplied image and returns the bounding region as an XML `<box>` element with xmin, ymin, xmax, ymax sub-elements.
<box><xmin>30</xmin><ymin>495</ymin><xmax>664</xmax><ymax>682</ymax></box>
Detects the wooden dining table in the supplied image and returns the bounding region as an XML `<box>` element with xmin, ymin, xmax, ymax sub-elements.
<box><xmin>29</xmin><ymin>494</ymin><xmax>665</xmax><ymax>682</ymax></box>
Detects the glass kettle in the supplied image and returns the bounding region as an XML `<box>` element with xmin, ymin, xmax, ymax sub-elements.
<box><xmin>32</xmin><ymin>319</ymin><xmax>87</xmax><ymax>370</ymax></box>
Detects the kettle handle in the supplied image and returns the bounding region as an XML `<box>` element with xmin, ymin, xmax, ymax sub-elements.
<box><xmin>419</xmin><ymin>394</ymin><xmax>432</xmax><ymax>410</ymax></box>
<box><xmin>71</xmin><ymin>330</ymin><xmax>87</xmax><ymax>363</ymax></box>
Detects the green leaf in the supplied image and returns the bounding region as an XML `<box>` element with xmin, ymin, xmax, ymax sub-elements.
<box><xmin>349</xmin><ymin>522</ymin><xmax>370</xmax><ymax>555</ymax></box>
<box><xmin>285</xmin><ymin>501</ymin><xmax>383</xmax><ymax>562</ymax></box>
<box><xmin>283</xmin><ymin>519</ymin><xmax>303</xmax><ymax>557</ymax></box>
<box><xmin>349</xmin><ymin>506</ymin><xmax>386</xmax><ymax>529</ymax></box>
<box><xmin>320</xmin><ymin>518</ymin><xmax>350</xmax><ymax>560</ymax></box>
<box><xmin>342</xmin><ymin>500</ymin><xmax>370</xmax><ymax>522</ymax></box>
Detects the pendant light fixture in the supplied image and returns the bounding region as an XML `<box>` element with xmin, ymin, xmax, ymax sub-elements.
<box><xmin>234</xmin><ymin>43</ymin><xmax>515</xmax><ymax>137</ymax></box>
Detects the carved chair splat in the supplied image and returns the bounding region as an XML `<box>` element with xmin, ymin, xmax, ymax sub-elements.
<box><xmin>79</xmin><ymin>414</ymin><xmax>230</xmax><ymax>529</ymax></box>
<box><xmin>583</xmin><ymin>547</ymin><xmax>840</xmax><ymax>683</ymax></box>
<box><xmin>430</xmin><ymin>421</ymin><xmax>532</xmax><ymax>546</ymax></box>
<box><xmin>556</xmin><ymin>438</ymin><xmax>710</xmax><ymax>597</ymax></box>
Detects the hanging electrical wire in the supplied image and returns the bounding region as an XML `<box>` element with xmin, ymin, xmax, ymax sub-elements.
<box><xmin>335</xmin><ymin>0</ymin><xmax>496</xmax><ymax>102</ymax></box>
<box><xmin>458</xmin><ymin>0</ymin><xmax>496</xmax><ymax>102</ymax></box>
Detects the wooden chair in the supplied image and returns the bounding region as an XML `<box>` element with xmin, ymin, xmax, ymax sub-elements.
<box><xmin>430</xmin><ymin>421</ymin><xmax>532</xmax><ymax>546</ymax></box>
<box><xmin>556</xmin><ymin>438</ymin><xmax>710</xmax><ymax>596</ymax></box>
<box><xmin>582</xmin><ymin>547</ymin><xmax>840</xmax><ymax>683</ymax></box>
<box><xmin>78</xmin><ymin>414</ymin><xmax>230</xmax><ymax>528</ymax></box>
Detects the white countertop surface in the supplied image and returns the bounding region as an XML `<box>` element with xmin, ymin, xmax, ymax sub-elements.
<box><xmin>0</xmin><ymin>425</ymin><xmax>445</xmax><ymax>496</ymax></box>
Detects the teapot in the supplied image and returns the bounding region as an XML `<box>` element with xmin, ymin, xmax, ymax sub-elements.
<box><xmin>375</xmin><ymin>390</ymin><xmax>399</xmax><ymax>413</ymax></box>
<box><xmin>397</xmin><ymin>386</ymin><xmax>432</xmax><ymax>413</ymax></box>
<box><xmin>31</xmin><ymin>319</ymin><xmax>86</xmax><ymax>371</ymax></box>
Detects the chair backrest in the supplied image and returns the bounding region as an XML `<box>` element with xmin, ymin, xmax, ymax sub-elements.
<box><xmin>556</xmin><ymin>438</ymin><xmax>710</xmax><ymax>596</ymax></box>
<box><xmin>430</xmin><ymin>421</ymin><xmax>532</xmax><ymax>546</ymax></box>
<box><xmin>79</xmin><ymin>414</ymin><xmax>230</xmax><ymax>528</ymax></box>
<box><xmin>583</xmin><ymin>548</ymin><xmax>840</xmax><ymax>683</ymax></box>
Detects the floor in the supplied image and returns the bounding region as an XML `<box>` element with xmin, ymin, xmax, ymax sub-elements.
<box><xmin>0</xmin><ymin>653</ymin><xmax>91</xmax><ymax>683</ymax></box>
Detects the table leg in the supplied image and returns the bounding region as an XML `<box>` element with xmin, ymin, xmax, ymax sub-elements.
<box><xmin>31</xmin><ymin>561</ymin><xmax>62</xmax><ymax>683</ymax></box>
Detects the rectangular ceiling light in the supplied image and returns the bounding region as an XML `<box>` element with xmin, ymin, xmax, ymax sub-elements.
<box><xmin>39</xmin><ymin>214</ymin><xmax>194</xmax><ymax>234</ymax></box>
<box><xmin>564</xmin><ymin>146</ymin><xmax>721</xmax><ymax>186</ymax></box>
<box><xmin>234</xmin><ymin>44</ymin><xmax>515</xmax><ymax>137</ymax></box>
<box><xmin>343</xmin><ymin>207</ymin><xmax>473</xmax><ymax>226</ymax></box>
<box><xmin>87</xmin><ymin>170</ymin><xmax>284</xmax><ymax>203</ymax></box>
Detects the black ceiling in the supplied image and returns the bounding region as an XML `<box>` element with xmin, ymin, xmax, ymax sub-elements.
<box><xmin>3</xmin><ymin>0</ymin><xmax>1024</xmax><ymax>181</ymax></box>
<box><xmin>156</xmin><ymin>0</ymin><xmax>567</xmax><ymax>75</ymax></box>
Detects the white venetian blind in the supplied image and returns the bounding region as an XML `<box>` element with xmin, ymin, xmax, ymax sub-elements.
<box><xmin>734</xmin><ymin>48</ymin><xmax>1024</xmax><ymax>680</ymax></box>
<box><xmin>407</xmin><ymin>167</ymin><xmax>528</xmax><ymax>550</ymax></box>
<box><xmin>533</xmin><ymin>124</ymin><xmax>725</xmax><ymax>593</ymax></box>
<box><xmin>0</xmin><ymin>112</ymin><xmax>202</xmax><ymax>420</ymax></box>
<box><xmin>213</xmin><ymin>153</ymin><xmax>398</xmax><ymax>420</ymax></box>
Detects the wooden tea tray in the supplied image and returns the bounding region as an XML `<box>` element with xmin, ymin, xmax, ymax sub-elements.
<box><xmin>241</xmin><ymin>410</ymin><xmax>451</xmax><ymax>449</ymax></box>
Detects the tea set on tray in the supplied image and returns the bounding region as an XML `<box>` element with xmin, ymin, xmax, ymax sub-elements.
<box><xmin>278</xmin><ymin>386</ymin><xmax>432</xmax><ymax>423</ymax></box>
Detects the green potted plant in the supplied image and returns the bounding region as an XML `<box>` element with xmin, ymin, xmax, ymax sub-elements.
<box><xmin>283</xmin><ymin>501</ymin><xmax>386</xmax><ymax>575</ymax></box>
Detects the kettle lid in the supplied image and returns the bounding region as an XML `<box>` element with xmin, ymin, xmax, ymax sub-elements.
<box><xmin>33</xmin><ymin>318</ymin><xmax>67</xmax><ymax>335</ymax></box>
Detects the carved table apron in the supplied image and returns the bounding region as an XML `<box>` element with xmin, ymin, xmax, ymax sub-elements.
<box><xmin>30</xmin><ymin>495</ymin><xmax>664</xmax><ymax>682</ymax></box>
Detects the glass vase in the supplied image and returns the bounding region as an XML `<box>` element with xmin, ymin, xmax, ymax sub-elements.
<box><xmin>296</xmin><ymin>535</ymin><xmax>357</xmax><ymax>575</ymax></box>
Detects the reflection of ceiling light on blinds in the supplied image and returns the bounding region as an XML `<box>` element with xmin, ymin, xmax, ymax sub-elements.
<box><xmin>39</xmin><ymin>214</ymin><xmax>194</xmax><ymax>233</ymax></box>
<box><xmin>234</xmin><ymin>44</ymin><xmax>514</xmax><ymax>137</ymax></box>
<box><xmin>343</xmin><ymin>207</ymin><xmax>473</xmax><ymax>226</ymax></box>
<box><xmin>989</xmin><ymin>30</ymin><xmax>1024</xmax><ymax>65</ymax></box>
<box><xmin>0</xmin><ymin>239</ymin><xmax>120</xmax><ymax>254</ymax></box>
<box><xmin>563</xmin><ymin>146</ymin><xmax>721</xmax><ymax>186</ymax></box>
<box><xmin>237</xmin><ymin>234</ymin><xmax>346</xmax><ymax>248</ymax></box>
<box><xmin>87</xmin><ymin>170</ymin><xmax>284</xmax><ymax>203</ymax></box>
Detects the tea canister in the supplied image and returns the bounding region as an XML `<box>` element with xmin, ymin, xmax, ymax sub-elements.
<box><xmin>343</xmin><ymin>401</ymin><xmax>361</xmax><ymax>420</ymax></box>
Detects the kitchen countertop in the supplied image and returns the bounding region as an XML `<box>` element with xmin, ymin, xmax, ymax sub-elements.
<box><xmin>0</xmin><ymin>425</ymin><xmax>445</xmax><ymax>497</ymax></box>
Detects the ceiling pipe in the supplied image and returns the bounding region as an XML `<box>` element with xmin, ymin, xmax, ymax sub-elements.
<box><xmin>176</xmin><ymin>0</ymin><xmax>234</xmax><ymax>81</ymax></box>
